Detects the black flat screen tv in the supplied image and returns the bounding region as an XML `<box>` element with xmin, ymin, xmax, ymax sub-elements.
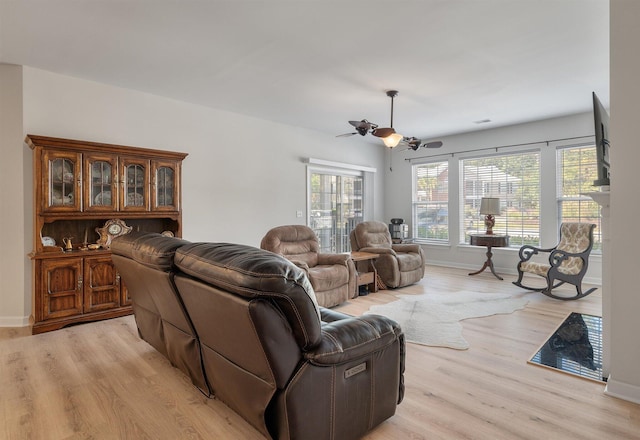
<box><xmin>592</xmin><ymin>91</ymin><xmax>610</xmax><ymax>187</ymax></box>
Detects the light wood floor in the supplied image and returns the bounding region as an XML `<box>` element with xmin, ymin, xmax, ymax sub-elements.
<box><xmin>2</xmin><ymin>266</ymin><xmax>639</xmax><ymax>439</ymax></box>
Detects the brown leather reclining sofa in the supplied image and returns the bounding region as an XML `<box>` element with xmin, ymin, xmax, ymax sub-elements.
<box><xmin>111</xmin><ymin>232</ymin><xmax>405</xmax><ymax>440</ymax></box>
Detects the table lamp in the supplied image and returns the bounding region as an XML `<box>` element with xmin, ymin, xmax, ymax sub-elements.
<box><xmin>480</xmin><ymin>197</ymin><xmax>501</xmax><ymax>235</ymax></box>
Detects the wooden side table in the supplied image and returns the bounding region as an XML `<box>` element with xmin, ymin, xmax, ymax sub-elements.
<box><xmin>468</xmin><ymin>234</ymin><xmax>509</xmax><ymax>280</ymax></box>
<box><xmin>350</xmin><ymin>251</ymin><xmax>378</xmax><ymax>295</ymax></box>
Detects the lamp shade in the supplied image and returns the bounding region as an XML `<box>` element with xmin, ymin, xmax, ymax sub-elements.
<box><xmin>480</xmin><ymin>197</ymin><xmax>501</xmax><ymax>215</ymax></box>
<box><xmin>382</xmin><ymin>133</ymin><xmax>404</xmax><ymax>148</ymax></box>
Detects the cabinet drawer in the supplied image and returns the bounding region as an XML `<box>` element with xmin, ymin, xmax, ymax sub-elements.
<box><xmin>357</xmin><ymin>272</ymin><xmax>375</xmax><ymax>285</ymax></box>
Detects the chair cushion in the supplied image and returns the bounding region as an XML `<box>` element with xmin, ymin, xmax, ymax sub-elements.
<box><xmin>519</xmin><ymin>261</ymin><xmax>550</xmax><ymax>277</ymax></box>
<box><xmin>520</xmin><ymin>258</ymin><xmax>583</xmax><ymax>277</ymax></box>
<box><xmin>396</xmin><ymin>252</ymin><xmax>423</xmax><ymax>272</ymax></box>
<box><xmin>557</xmin><ymin>223</ymin><xmax>593</xmax><ymax>253</ymax></box>
<box><xmin>351</xmin><ymin>221</ymin><xmax>392</xmax><ymax>250</ymax></box>
<box><xmin>308</xmin><ymin>265</ymin><xmax>349</xmax><ymax>291</ymax></box>
<box><xmin>261</xmin><ymin>225</ymin><xmax>319</xmax><ymax>267</ymax></box>
<box><xmin>555</xmin><ymin>223</ymin><xmax>590</xmax><ymax>274</ymax></box>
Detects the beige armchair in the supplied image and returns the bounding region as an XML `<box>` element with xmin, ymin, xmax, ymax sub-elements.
<box><xmin>350</xmin><ymin>221</ymin><xmax>426</xmax><ymax>288</ymax></box>
<box><xmin>260</xmin><ymin>225</ymin><xmax>357</xmax><ymax>307</ymax></box>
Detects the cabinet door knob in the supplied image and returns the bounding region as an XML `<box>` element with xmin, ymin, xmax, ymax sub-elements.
<box><xmin>78</xmin><ymin>275</ymin><xmax>83</xmax><ymax>290</ymax></box>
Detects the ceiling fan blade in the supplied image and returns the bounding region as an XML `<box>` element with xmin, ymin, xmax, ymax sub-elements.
<box><xmin>336</xmin><ymin>132</ymin><xmax>357</xmax><ymax>137</ymax></box>
<box><xmin>372</xmin><ymin>127</ymin><xmax>396</xmax><ymax>138</ymax></box>
<box><xmin>424</xmin><ymin>141</ymin><xmax>443</xmax><ymax>148</ymax></box>
<box><xmin>348</xmin><ymin>119</ymin><xmax>377</xmax><ymax>136</ymax></box>
<box><xmin>349</xmin><ymin>119</ymin><xmax>377</xmax><ymax>129</ymax></box>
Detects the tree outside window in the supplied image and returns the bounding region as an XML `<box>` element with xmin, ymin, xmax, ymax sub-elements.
<box><xmin>461</xmin><ymin>152</ymin><xmax>541</xmax><ymax>247</ymax></box>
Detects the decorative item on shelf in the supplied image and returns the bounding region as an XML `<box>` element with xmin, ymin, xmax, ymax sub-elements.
<box><xmin>161</xmin><ymin>230</ymin><xmax>175</xmax><ymax>237</ymax></box>
<box><xmin>480</xmin><ymin>197</ymin><xmax>501</xmax><ymax>235</ymax></box>
<box><xmin>81</xmin><ymin>228</ymin><xmax>89</xmax><ymax>250</ymax></box>
<box><xmin>94</xmin><ymin>191</ymin><xmax>112</xmax><ymax>205</ymax></box>
<box><xmin>41</xmin><ymin>236</ymin><xmax>56</xmax><ymax>247</ymax></box>
<box><xmin>96</xmin><ymin>219</ymin><xmax>133</xmax><ymax>248</ymax></box>
<box><xmin>62</xmin><ymin>237</ymin><xmax>74</xmax><ymax>252</ymax></box>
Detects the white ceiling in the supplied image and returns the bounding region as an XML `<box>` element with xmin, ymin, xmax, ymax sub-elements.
<box><xmin>0</xmin><ymin>0</ymin><xmax>609</xmax><ymax>143</ymax></box>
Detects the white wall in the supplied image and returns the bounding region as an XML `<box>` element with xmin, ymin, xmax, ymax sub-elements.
<box><xmin>0</xmin><ymin>64</ymin><xmax>30</xmax><ymax>326</ymax></box>
<box><xmin>605</xmin><ymin>0</ymin><xmax>640</xmax><ymax>404</ymax></box>
<box><xmin>21</xmin><ymin>67</ymin><xmax>388</xmax><ymax>244</ymax></box>
<box><xmin>384</xmin><ymin>112</ymin><xmax>602</xmax><ymax>282</ymax></box>
<box><xmin>0</xmin><ymin>66</ymin><xmax>386</xmax><ymax>325</ymax></box>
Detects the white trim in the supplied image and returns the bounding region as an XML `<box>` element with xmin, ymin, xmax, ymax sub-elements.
<box><xmin>304</xmin><ymin>157</ymin><xmax>377</xmax><ymax>173</ymax></box>
<box><xmin>604</xmin><ymin>375</ymin><xmax>640</xmax><ymax>405</ymax></box>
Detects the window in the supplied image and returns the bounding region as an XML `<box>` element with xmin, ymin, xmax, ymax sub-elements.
<box><xmin>309</xmin><ymin>171</ymin><xmax>363</xmax><ymax>253</ymax></box>
<box><xmin>556</xmin><ymin>145</ymin><xmax>602</xmax><ymax>252</ymax></box>
<box><xmin>412</xmin><ymin>161</ymin><xmax>449</xmax><ymax>242</ymax></box>
<box><xmin>461</xmin><ymin>151</ymin><xmax>540</xmax><ymax>247</ymax></box>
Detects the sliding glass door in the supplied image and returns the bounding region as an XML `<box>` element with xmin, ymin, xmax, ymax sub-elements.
<box><xmin>309</xmin><ymin>170</ymin><xmax>363</xmax><ymax>253</ymax></box>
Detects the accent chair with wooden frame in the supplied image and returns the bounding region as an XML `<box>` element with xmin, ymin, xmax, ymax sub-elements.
<box><xmin>513</xmin><ymin>222</ymin><xmax>597</xmax><ymax>300</ymax></box>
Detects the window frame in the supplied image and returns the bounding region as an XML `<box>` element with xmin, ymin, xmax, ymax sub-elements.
<box><xmin>459</xmin><ymin>149</ymin><xmax>541</xmax><ymax>248</ymax></box>
<box><xmin>411</xmin><ymin>160</ymin><xmax>450</xmax><ymax>243</ymax></box>
<box><xmin>556</xmin><ymin>144</ymin><xmax>603</xmax><ymax>253</ymax></box>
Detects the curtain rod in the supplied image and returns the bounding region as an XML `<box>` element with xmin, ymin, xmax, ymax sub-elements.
<box><xmin>404</xmin><ymin>134</ymin><xmax>594</xmax><ymax>162</ymax></box>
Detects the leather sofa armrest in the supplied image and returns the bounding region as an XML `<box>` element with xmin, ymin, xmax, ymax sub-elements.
<box><xmin>317</xmin><ymin>253</ymin><xmax>349</xmax><ymax>266</ymax></box>
<box><xmin>358</xmin><ymin>246</ymin><xmax>397</xmax><ymax>256</ymax></box>
<box><xmin>319</xmin><ymin>307</ymin><xmax>353</xmax><ymax>323</ymax></box>
<box><xmin>305</xmin><ymin>314</ymin><xmax>402</xmax><ymax>365</ymax></box>
<box><xmin>391</xmin><ymin>243</ymin><xmax>421</xmax><ymax>254</ymax></box>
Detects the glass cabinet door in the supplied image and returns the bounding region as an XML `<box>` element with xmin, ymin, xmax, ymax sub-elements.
<box><xmin>43</xmin><ymin>150</ymin><xmax>81</xmax><ymax>212</ymax></box>
<box><xmin>84</xmin><ymin>153</ymin><xmax>118</xmax><ymax>211</ymax></box>
<box><xmin>151</xmin><ymin>160</ymin><xmax>180</xmax><ymax>211</ymax></box>
<box><xmin>120</xmin><ymin>158</ymin><xmax>149</xmax><ymax>211</ymax></box>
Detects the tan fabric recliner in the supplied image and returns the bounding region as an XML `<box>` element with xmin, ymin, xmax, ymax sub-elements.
<box><xmin>350</xmin><ymin>221</ymin><xmax>426</xmax><ymax>288</ymax></box>
<box><xmin>260</xmin><ymin>225</ymin><xmax>357</xmax><ymax>307</ymax></box>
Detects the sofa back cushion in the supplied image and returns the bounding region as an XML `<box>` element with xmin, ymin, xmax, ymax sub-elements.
<box><xmin>260</xmin><ymin>225</ymin><xmax>319</xmax><ymax>267</ymax></box>
<box><xmin>111</xmin><ymin>231</ymin><xmax>190</xmax><ymax>271</ymax></box>
<box><xmin>174</xmin><ymin>242</ymin><xmax>322</xmax><ymax>350</ymax></box>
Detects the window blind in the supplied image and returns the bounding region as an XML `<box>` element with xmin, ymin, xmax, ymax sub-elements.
<box><xmin>556</xmin><ymin>145</ymin><xmax>602</xmax><ymax>252</ymax></box>
<box><xmin>412</xmin><ymin>161</ymin><xmax>449</xmax><ymax>242</ymax></box>
<box><xmin>460</xmin><ymin>151</ymin><xmax>540</xmax><ymax>247</ymax></box>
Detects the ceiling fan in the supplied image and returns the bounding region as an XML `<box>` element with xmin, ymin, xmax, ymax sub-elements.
<box><xmin>337</xmin><ymin>90</ymin><xmax>443</xmax><ymax>150</ymax></box>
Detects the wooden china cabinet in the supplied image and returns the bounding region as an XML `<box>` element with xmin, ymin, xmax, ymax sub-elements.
<box><xmin>27</xmin><ymin>135</ymin><xmax>187</xmax><ymax>334</ymax></box>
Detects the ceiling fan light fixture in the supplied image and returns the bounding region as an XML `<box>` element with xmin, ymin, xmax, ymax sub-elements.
<box><xmin>338</xmin><ymin>89</ymin><xmax>443</xmax><ymax>151</ymax></box>
<box><xmin>382</xmin><ymin>132</ymin><xmax>404</xmax><ymax>148</ymax></box>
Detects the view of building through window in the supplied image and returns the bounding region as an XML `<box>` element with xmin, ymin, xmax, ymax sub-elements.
<box><xmin>411</xmin><ymin>146</ymin><xmax>602</xmax><ymax>250</ymax></box>
<box><xmin>412</xmin><ymin>151</ymin><xmax>543</xmax><ymax>247</ymax></box>
<box><xmin>309</xmin><ymin>171</ymin><xmax>363</xmax><ymax>253</ymax></box>
<box><xmin>461</xmin><ymin>152</ymin><xmax>541</xmax><ymax>247</ymax></box>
